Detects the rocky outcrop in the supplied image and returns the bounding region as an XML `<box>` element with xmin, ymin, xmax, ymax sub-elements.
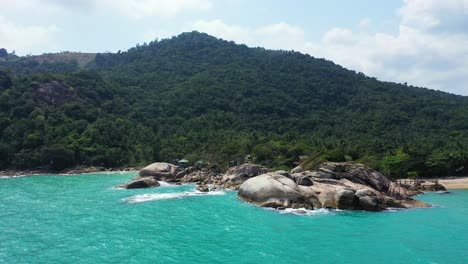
<box><xmin>399</xmin><ymin>180</ymin><xmax>447</xmax><ymax>195</ymax></box>
<box><xmin>118</xmin><ymin>162</ymin><xmax>225</xmax><ymax>189</ymax></box>
<box><xmin>238</xmin><ymin>162</ymin><xmax>430</xmax><ymax>212</ymax></box>
<box><xmin>180</xmin><ymin>168</ymin><xmax>222</xmax><ymax>185</ymax></box>
<box><xmin>220</xmin><ymin>164</ymin><xmax>268</xmax><ymax>190</ymax></box>
<box><xmin>118</xmin><ymin>162</ymin><xmax>181</xmax><ymax>189</ymax></box>
<box><xmin>139</xmin><ymin>162</ymin><xmax>180</xmax><ymax>180</ymax></box>
<box><xmin>118</xmin><ymin>161</ymin><xmax>431</xmax><ymax>212</ymax></box>
<box><xmin>419</xmin><ymin>183</ymin><xmax>447</xmax><ymax>192</ymax></box>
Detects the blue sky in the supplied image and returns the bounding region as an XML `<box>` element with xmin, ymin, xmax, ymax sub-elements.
<box><xmin>1</xmin><ymin>0</ymin><xmax>467</xmax><ymax>95</ymax></box>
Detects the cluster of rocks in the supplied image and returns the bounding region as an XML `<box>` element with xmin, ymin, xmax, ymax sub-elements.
<box><xmin>238</xmin><ymin>162</ymin><xmax>430</xmax><ymax>211</ymax></box>
<box><xmin>400</xmin><ymin>181</ymin><xmax>447</xmax><ymax>195</ymax></box>
<box><xmin>118</xmin><ymin>161</ymin><xmax>433</xmax><ymax>212</ymax></box>
<box><xmin>118</xmin><ymin>162</ymin><xmax>267</xmax><ymax>190</ymax></box>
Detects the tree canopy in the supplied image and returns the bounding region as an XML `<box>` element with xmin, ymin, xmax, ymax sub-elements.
<box><xmin>0</xmin><ymin>31</ymin><xmax>467</xmax><ymax>177</ymax></box>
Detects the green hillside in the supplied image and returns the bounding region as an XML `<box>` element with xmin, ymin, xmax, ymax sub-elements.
<box><xmin>0</xmin><ymin>31</ymin><xmax>467</xmax><ymax>177</ymax></box>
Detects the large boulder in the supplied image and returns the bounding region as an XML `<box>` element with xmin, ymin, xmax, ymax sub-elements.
<box><xmin>138</xmin><ymin>162</ymin><xmax>179</xmax><ymax>180</ymax></box>
<box><xmin>119</xmin><ymin>177</ymin><xmax>161</xmax><ymax>189</ymax></box>
<box><xmin>335</xmin><ymin>189</ymin><xmax>359</xmax><ymax>210</ymax></box>
<box><xmin>358</xmin><ymin>196</ymin><xmax>382</xmax><ymax>211</ymax></box>
<box><xmin>238</xmin><ymin>173</ymin><xmax>313</xmax><ymax>209</ymax></box>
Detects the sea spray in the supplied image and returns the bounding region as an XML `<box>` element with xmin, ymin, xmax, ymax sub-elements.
<box><xmin>278</xmin><ymin>207</ymin><xmax>335</xmax><ymax>216</ymax></box>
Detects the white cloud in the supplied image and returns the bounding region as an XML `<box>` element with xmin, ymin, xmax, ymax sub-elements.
<box><xmin>323</xmin><ymin>28</ymin><xmax>355</xmax><ymax>45</ymax></box>
<box><xmin>312</xmin><ymin>24</ymin><xmax>468</xmax><ymax>95</ymax></box>
<box><xmin>399</xmin><ymin>0</ymin><xmax>468</xmax><ymax>32</ymax></box>
<box><xmin>0</xmin><ymin>0</ymin><xmax>36</xmax><ymax>9</ymax></box>
<box><xmin>190</xmin><ymin>0</ymin><xmax>468</xmax><ymax>96</ymax></box>
<box><xmin>193</xmin><ymin>19</ymin><xmax>252</xmax><ymax>44</ymax></box>
<box><xmin>0</xmin><ymin>16</ymin><xmax>60</xmax><ymax>55</ymax></box>
<box><xmin>95</xmin><ymin>0</ymin><xmax>212</xmax><ymax>19</ymax></box>
<box><xmin>193</xmin><ymin>19</ymin><xmax>308</xmax><ymax>51</ymax></box>
<box><xmin>359</xmin><ymin>18</ymin><xmax>371</xmax><ymax>29</ymax></box>
<box><xmin>0</xmin><ymin>0</ymin><xmax>212</xmax><ymax>19</ymax></box>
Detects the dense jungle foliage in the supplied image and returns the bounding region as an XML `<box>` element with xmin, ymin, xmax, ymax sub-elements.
<box><xmin>0</xmin><ymin>32</ymin><xmax>467</xmax><ymax>177</ymax></box>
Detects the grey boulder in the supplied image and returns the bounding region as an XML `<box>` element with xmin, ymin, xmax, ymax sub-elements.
<box><xmin>238</xmin><ymin>173</ymin><xmax>313</xmax><ymax>209</ymax></box>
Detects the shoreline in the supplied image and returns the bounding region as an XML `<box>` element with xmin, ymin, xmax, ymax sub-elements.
<box><xmin>403</xmin><ymin>177</ymin><xmax>468</xmax><ymax>190</ymax></box>
<box><xmin>2</xmin><ymin>167</ymin><xmax>468</xmax><ymax>190</ymax></box>
<box><xmin>437</xmin><ymin>177</ymin><xmax>468</xmax><ymax>189</ymax></box>
<box><xmin>0</xmin><ymin>166</ymin><xmax>140</xmax><ymax>178</ymax></box>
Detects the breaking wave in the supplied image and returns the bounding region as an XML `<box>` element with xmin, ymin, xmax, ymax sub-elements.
<box><xmin>278</xmin><ymin>208</ymin><xmax>335</xmax><ymax>216</ymax></box>
<box><xmin>123</xmin><ymin>190</ymin><xmax>226</xmax><ymax>204</ymax></box>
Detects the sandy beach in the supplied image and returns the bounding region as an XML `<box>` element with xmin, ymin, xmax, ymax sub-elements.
<box><xmin>438</xmin><ymin>177</ymin><xmax>468</xmax><ymax>189</ymax></box>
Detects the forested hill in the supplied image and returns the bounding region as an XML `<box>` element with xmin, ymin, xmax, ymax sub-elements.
<box><xmin>0</xmin><ymin>31</ymin><xmax>467</xmax><ymax>177</ymax></box>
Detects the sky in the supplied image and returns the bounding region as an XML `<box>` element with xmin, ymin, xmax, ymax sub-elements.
<box><xmin>0</xmin><ymin>0</ymin><xmax>467</xmax><ymax>96</ymax></box>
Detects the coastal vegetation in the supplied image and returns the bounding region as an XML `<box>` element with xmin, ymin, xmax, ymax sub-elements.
<box><xmin>0</xmin><ymin>32</ymin><xmax>467</xmax><ymax>177</ymax></box>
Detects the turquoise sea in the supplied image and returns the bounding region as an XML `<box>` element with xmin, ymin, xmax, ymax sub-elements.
<box><xmin>0</xmin><ymin>172</ymin><xmax>467</xmax><ymax>264</ymax></box>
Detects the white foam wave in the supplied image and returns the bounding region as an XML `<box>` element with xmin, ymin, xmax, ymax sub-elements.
<box><xmin>278</xmin><ymin>208</ymin><xmax>334</xmax><ymax>216</ymax></box>
<box><xmin>157</xmin><ymin>181</ymin><xmax>178</xmax><ymax>187</ymax></box>
<box><xmin>0</xmin><ymin>175</ymin><xmax>28</xmax><ymax>179</ymax></box>
<box><xmin>385</xmin><ymin>207</ymin><xmax>404</xmax><ymax>212</ymax></box>
<box><xmin>123</xmin><ymin>190</ymin><xmax>225</xmax><ymax>204</ymax></box>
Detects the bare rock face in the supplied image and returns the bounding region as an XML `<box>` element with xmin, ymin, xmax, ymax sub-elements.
<box><xmin>33</xmin><ymin>81</ymin><xmax>75</xmax><ymax>106</ymax></box>
<box><xmin>119</xmin><ymin>177</ymin><xmax>161</xmax><ymax>189</ymax></box>
<box><xmin>238</xmin><ymin>173</ymin><xmax>313</xmax><ymax>209</ymax></box>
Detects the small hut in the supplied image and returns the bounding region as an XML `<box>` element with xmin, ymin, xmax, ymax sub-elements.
<box><xmin>177</xmin><ymin>159</ymin><xmax>189</xmax><ymax>168</ymax></box>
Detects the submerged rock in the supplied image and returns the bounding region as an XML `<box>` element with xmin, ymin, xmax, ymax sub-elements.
<box><xmin>119</xmin><ymin>177</ymin><xmax>160</xmax><ymax>189</ymax></box>
<box><xmin>196</xmin><ymin>184</ymin><xmax>209</xmax><ymax>192</ymax></box>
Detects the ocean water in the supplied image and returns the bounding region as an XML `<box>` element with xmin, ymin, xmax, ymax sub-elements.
<box><xmin>0</xmin><ymin>173</ymin><xmax>467</xmax><ymax>264</ymax></box>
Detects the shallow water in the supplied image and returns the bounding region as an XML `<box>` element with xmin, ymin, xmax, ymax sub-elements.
<box><xmin>0</xmin><ymin>173</ymin><xmax>467</xmax><ymax>263</ymax></box>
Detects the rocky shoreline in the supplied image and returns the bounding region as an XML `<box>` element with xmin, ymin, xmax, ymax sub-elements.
<box><xmin>118</xmin><ymin>162</ymin><xmax>441</xmax><ymax>212</ymax></box>
<box><xmin>2</xmin><ymin>162</ymin><xmax>450</xmax><ymax>212</ymax></box>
